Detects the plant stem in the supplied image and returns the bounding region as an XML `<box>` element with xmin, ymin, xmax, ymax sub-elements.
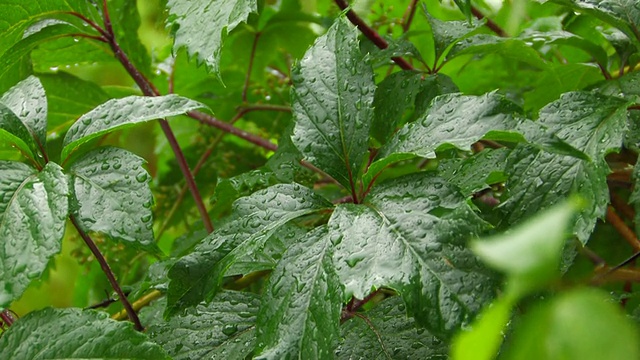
<box><xmin>112</xmin><ymin>290</ymin><xmax>163</xmax><ymax>321</ymax></box>
<box><xmin>242</xmin><ymin>32</ymin><xmax>261</xmax><ymax>102</ymax></box>
<box><xmin>471</xmin><ymin>6</ymin><xmax>508</xmax><ymax>37</ymax></box>
<box><xmin>187</xmin><ymin>111</ymin><xmax>278</xmax><ymax>151</ymax></box>
<box><xmin>606</xmin><ymin>206</ymin><xmax>640</xmax><ymax>251</ymax></box>
<box><xmin>334</xmin><ymin>0</ymin><xmax>414</xmax><ymax>71</ymax></box>
<box><xmin>70</xmin><ymin>215</ymin><xmax>143</xmax><ymax>331</ymax></box>
<box><xmin>402</xmin><ymin>0</ymin><xmax>420</xmax><ymax>33</ymax></box>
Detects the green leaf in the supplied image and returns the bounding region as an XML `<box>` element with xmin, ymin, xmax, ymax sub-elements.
<box><xmin>0</xmin><ymin>161</ymin><xmax>68</xmax><ymax>308</ymax></box>
<box><xmin>332</xmin><ymin>173</ymin><xmax>496</xmax><ymax>338</ymax></box>
<box><xmin>502</xmin><ymin>288</ymin><xmax>640</xmax><ymax>360</ymax></box>
<box><xmin>502</xmin><ymin>145</ymin><xmax>607</xmax><ymax>243</ymax></box>
<box><xmin>291</xmin><ymin>17</ymin><xmax>375</xmax><ymax>190</ymax></box>
<box><xmin>372</xmin><ymin>72</ymin><xmax>457</xmax><ymax>144</ymax></box>
<box><xmin>520</xmin><ymin>30</ymin><xmax>609</xmax><ymax>67</ymax></box>
<box><xmin>255</xmin><ymin>225</ymin><xmax>342</xmax><ymax>359</ymax></box>
<box><xmin>1</xmin><ymin>76</ymin><xmax>47</xmax><ymax>152</ymax></box>
<box><xmin>337</xmin><ymin>297</ymin><xmax>448</xmax><ymax>359</ymax></box>
<box><xmin>107</xmin><ymin>0</ymin><xmax>152</xmax><ymax>77</ymax></box>
<box><xmin>68</xmin><ymin>147</ymin><xmax>159</xmax><ymax>254</ymax></box>
<box><xmin>537</xmin><ymin>91</ymin><xmax>631</xmax><ymax>159</ymax></box>
<box><xmin>146</xmin><ymin>292</ymin><xmax>259</xmax><ymax>360</ymax></box>
<box><xmin>0</xmin><ymin>102</ymin><xmax>38</xmax><ymax>160</ymax></box>
<box><xmin>0</xmin><ymin>307</ymin><xmax>169</xmax><ymax>359</ymax></box>
<box><xmin>167</xmin><ymin>0</ymin><xmax>258</xmax><ymax>76</ymax></box>
<box><xmin>449</xmin><ymin>35</ymin><xmax>549</xmax><ymax>69</ymax></box>
<box><xmin>473</xmin><ymin>200</ymin><xmax>578</xmax><ymax>296</ymax></box>
<box><xmin>167</xmin><ymin>183</ymin><xmax>332</xmax><ymax>315</ymax></box>
<box><xmin>423</xmin><ymin>7</ymin><xmax>481</xmax><ymax>62</ymax></box>
<box><xmin>61</xmin><ymin>94</ymin><xmax>206</xmax><ymax>160</ymax></box>
<box><xmin>38</xmin><ymin>72</ymin><xmax>111</xmax><ymax>139</ymax></box>
<box><xmin>438</xmin><ymin>148</ymin><xmax>510</xmax><ymax>196</ymax></box>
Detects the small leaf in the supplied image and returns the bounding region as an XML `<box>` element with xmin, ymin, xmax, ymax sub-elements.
<box><xmin>449</xmin><ymin>35</ymin><xmax>549</xmax><ymax>69</ymax></box>
<box><xmin>68</xmin><ymin>147</ymin><xmax>159</xmax><ymax>254</ymax></box>
<box><xmin>0</xmin><ymin>161</ymin><xmax>68</xmax><ymax>308</ymax></box>
<box><xmin>1</xmin><ymin>76</ymin><xmax>48</xmax><ymax>152</ymax></box>
<box><xmin>167</xmin><ymin>183</ymin><xmax>332</xmax><ymax>315</ymax></box>
<box><xmin>337</xmin><ymin>297</ymin><xmax>448</xmax><ymax>359</ymax></box>
<box><xmin>145</xmin><ymin>292</ymin><xmax>259</xmax><ymax>360</ymax></box>
<box><xmin>167</xmin><ymin>0</ymin><xmax>258</xmax><ymax>76</ymax></box>
<box><xmin>291</xmin><ymin>17</ymin><xmax>375</xmax><ymax>190</ymax></box>
<box><xmin>423</xmin><ymin>7</ymin><xmax>482</xmax><ymax>62</ymax></box>
<box><xmin>0</xmin><ymin>307</ymin><xmax>169</xmax><ymax>359</ymax></box>
<box><xmin>438</xmin><ymin>148</ymin><xmax>510</xmax><ymax>196</ymax></box>
<box><xmin>332</xmin><ymin>173</ymin><xmax>496</xmax><ymax>338</ymax></box>
<box><xmin>255</xmin><ymin>226</ymin><xmax>342</xmax><ymax>359</ymax></box>
<box><xmin>0</xmin><ymin>102</ymin><xmax>38</xmax><ymax>160</ymax></box>
<box><xmin>502</xmin><ymin>288</ymin><xmax>640</xmax><ymax>360</ymax></box>
<box><xmin>62</xmin><ymin>94</ymin><xmax>207</xmax><ymax>160</ymax></box>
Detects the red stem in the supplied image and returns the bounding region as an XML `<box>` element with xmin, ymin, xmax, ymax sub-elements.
<box><xmin>242</xmin><ymin>32</ymin><xmax>262</xmax><ymax>102</ymax></box>
<box><xmin>471</xmin><ymin>6</ymin><xmax>508</xmax><ymax>37</ymax></box>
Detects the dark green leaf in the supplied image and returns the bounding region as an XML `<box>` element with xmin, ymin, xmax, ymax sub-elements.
<box><xmin>255</xmin><ymin>226</ymin><xmax>342</xmax><ymax>359</ymax></box>
<box><xmin>438</xmin><ymin>148</ymin><xmax>510</xmax><ymax>196</ymax></box>
<box><xmin>68</xmin><ymin>147</ymin><xmax>159</xmax><ymax>254</ymax></box>
<box><xmin>0</xmin><ymin>307</ymin><xmax>169</xmax><ymax>359</ymax></box>
<box><xmin>1</xmin><ymin>76</ymin><xmax>47</xmax><ymax>151</ymax></box>
<box><xmin>365</xmin><ymin>37</ymin><xmax>426</xmax><ymax>69</ymax></box>
<box><xmin>108</xmin><ymin>0</ymin><xmax>152</xmax><ymax>77</ymax></box>
<box><xmin>332</xmin><ymin>173</ymin><xmax>496</xmax><ymax>338</ymax></box>
<box><xmin>502</xmin><ymin>288</ymin><xmax>640</xmax><ymax>360</ymax></box>
<box><xmin>0</xmin><ymin>161</ymin><xmax>68</xmax><ymax>308</ymax></box>
<box><xmin>0</xmin><ymin>101</ymin><xmax>39</xmax><ymax>160</ymax></box>
<box><xmin>520</xmin><ymin>30</ymin><xmax>609</xmax><ymax>66</ymax></box>
<box><xmin>61</xmin><ymin>94</ymin><xmax>206</xmax><ymax>160</ymax></box>
<box><xmin>423</xmin><ymin>7</ymin><xmax>481</xmax><ymax>62</ymax></box>
<box><xmin>291</xmin><ymin>17</ymin><xmax>375</xmax><ymax>190</ymax></box>
<box><xmin>167</xmin><ymin>0</ymin><xmax>258</xmax><ymax>76</ymax></box>
<box><xmin>337</xmin><ymin>297</ymin><xmax>448</xmax><ymax>360</ymax></box>
<box><xmin>167</xmin><ymin>183</ymin><xmax>332</xmax><ymax>315</ymax></box>
<box><xmin>146</xmin><ymin>292</ymin><xmax>259</xmax><ymax>360</ymax></box>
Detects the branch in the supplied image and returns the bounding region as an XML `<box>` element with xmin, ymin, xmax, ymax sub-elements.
<box><xmin>402</xmin><ymin>0</ymin><xmax>420</xmax><ymax>33</ymax></box>
<box><xmin>187</xmin><ymin>111</ymin><xmax>278</xmax><ymax>151</ymax></box>
<box><xmin>606</xmin><ymin>206</ymin><xmax>640</xmax><ymax>251</ymax></box>
<box><xmin>70</xmin><ymin>215</ymin><xmax>143</xmax><ymax>331</ymax></box>
<box><xmin>471</xmin><ymin>6</ymin><xmax>508</xmax><ymax>37</ymax></box>
<box><xmin>112</xmin><ymin>290</ymin><xmax>163</xmax><ymax>321</ymax></box>
<box><xmin>242</xmin><ymin>32</ymin><xmax>262</xmax><ymax>102</ymax></box>
<box><xmin>334</xmin><ymin>0</ymin><xmax>414</xmax><ymax>71</ymax></box>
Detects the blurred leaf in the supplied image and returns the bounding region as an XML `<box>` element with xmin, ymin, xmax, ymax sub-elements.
<box><xmin>62</xmin><ymin>94</ymin><xmax>206</xmax><ymax>160</ymax></box>
<box><xmin>291</xmin><ymin>17</ymin><xmax>375</xmax><ymax>190</ymax></box>
<box><xmin>255</xmin><ymin>225</ymin><xmax>342</xmax><ymax>359</ymax></box>
<box><xmin>0</xmin><ymin>307</ymin><xmax>169</xmax><ymax>359</ymax></box>
<box><xmin>68</xmin><ymin>147</ymin><xmax>159</xmax><ymax>255</ymax></box>
<box><xmin>449</xmin><ymin>35</ymin><xmax>549</xmax><ymax>69</ymax></box>
<box><xmin>332</xmin><ymin>173</ymin><xmax>495</xmax><ymax>338</ymax></box>
<box><xmin>0</xmin><ymin>162</ymin><xmax>68</xmax><ymax>308</ymax></box>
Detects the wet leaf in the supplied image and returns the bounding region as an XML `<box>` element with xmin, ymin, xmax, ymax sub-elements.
<box><xmin>0</xmin><ymin>307</ymin><xmax>169</xmax><ymax>359</ymax></box>
<box><xmin>68</xmin><ymin>147</ymin><xmax>159</xmax><ymax>254</ymax></box>
<box><xmin>255</xmin><ymin>226</ymin><xmax>342</xmax><ymax>359</ymax></box>
<box><xmin>439</xmin><ymin>148</ymin><xmax>510</xmax><ymax>196</ymax></box>
<box><xmin>0</xmin><ymin>102</ymin><xmax>38</xmax><ymax>160</ymax></box>
<box><xmin>291</xmin><ymin>17</ymin><xmax>375</xmax><ymax>190</ymax></box>
<box><xmin>62</xmin><ymin>94</ymin><xmax>206</xmax><ymax>160</ymax></box>
<box><xmin>449</xmin><ymin>35</ymin><xmax>549</xmax><ymax>69</ymax></box>
<box><xmin>1</xmin><ymin>76</ymin><xmax>48</xmax><ymax>152</ymax></box>
<box><xmin>0</xmin><ymin>161</ymin><xmax>68</xmax><ymax>308</ymax></box>
<box><xmin>423</xmin><ymin>8</ymin><xmax>482</xmax><ymax>62</ymax></box>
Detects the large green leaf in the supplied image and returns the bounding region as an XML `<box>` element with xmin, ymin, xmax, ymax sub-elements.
<box><xmin>68</xmin><ymin>147</ymin><xmax>158</xmax><ymax>254</ymax></box>
<box><xmin>337</xmin><ymin>297</ymin><xmax>448</xmax><ymax>360</ymax></box>
<box><xmin>0</xmin><ymin>161</ymin><xmax>68</xmax><ymax>308</ymax></box>
<box><xmin>166</xmin><ymin>183</ymin><xmax>332</xmax><ymax>315</ymax></box>
<box><xmin>0</xmin><ymin>76</ymin><xmax>47</xmax><ymax>152</ymax></box>
<box><xmin>332</xmin><ymin>173</ymin><xmax>496</xmax><ymax>338</ymax></box>
<box><xmin>0</xmin><ymin>102</ymin><xmax>38</xmax><ymax>160</ymax></box>
<box><xmin>145</xmin><ymin>292</ymin><xmax>259</xmax><ymax>360</ymax></box>
<box><xmin>167</xmin><ymin>0</ymin><xmax>258</xmax><ymax>75</ymax></box>
<box><xmin>0</xmin><ymin>307</ymin><xmax>169</xmax><ymax>359</ymax></box>
<box><xmin>255</xmin><ymin>225</ymin><xmax>342</xmax><ymax>359</ymax></box>
<box><xmin>61</xmin><ymin>94</ymin><xmax>206</xmax><ymax>160</ymax></box>
<box><xmin>290</xmin><ymin>17</ymin><xmax>375</xmax><ymax>191</ymax></box>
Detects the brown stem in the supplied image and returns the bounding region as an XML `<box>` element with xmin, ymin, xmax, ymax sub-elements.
<box><xmin>70</xmin><ymin>215</ymin><xmax>143</xmax><ymax>331</ymax></box>
<box><xmin>334</xmin><ymin>0</ymin><xmax>414</xmax><ymax>71</ymax></box>
<box><xmin>242</xmin><ymin>32</ymin><xmax>262</xmax><ymax>102</ymax></box>
<box><xmin>471</xmin><ymin>6</ymin><xmax>508</xmax><ymax>37</ymax></box>
<box><xmin>610</xmin><ymin>191</ymin><xmax>636</xmax><ymax>221</ymax></box>
<box><xmin>187</xmin><ymin>111</ymin><xmax>278</xmax><ymax>151</ymax></box>
<box><xmin>63</xmin><ymin>11</ymin><xmax>110</xmax><ymax>39</ymax></box>
<box><xmin>402</xmin><ymin>0</ymin><xmax>420</xmax><ymax>33</ymax></box>
<box><xmin>606</xmin><ymin>206</ymin><xmax>640</xmax><ymax>251</ymax></box>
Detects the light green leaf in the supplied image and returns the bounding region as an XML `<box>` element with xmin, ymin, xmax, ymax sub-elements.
<box><xmin>337</xmin><ymin>297</ymin><xmax>448</xmax><ymax>360</ymax></box>
<box><xmin>0</xmin><ymin>102</ymin><xmax>38</xmax><ymax>160</ymax></box>
<box><xmin>61</xmin><ymin>94</ymin><xmax>207</xmax><ymax>160</ymax></box>
<box><xmin>291</xmin><ymin>17</ymin><xmax>375</xmax><ymax>190</ymax></box>
<box><xmin>255</xmin><ymin>226</ymin><xmax>342</xmax><ymax>359</ymax></box>
<box><xmin>332</xmin><ymin>173</ymin><xmax>496</xmax><ymax>338</ymax></box>
<box><xmin>167</xmin><ymin>0</ymin><xmax>258</xmax><ymax>75</ymax></box>
<box><xmin>0</xmin><ymin>307</ymin><xmax>169</xmax><ymax>359</ymax></box>
<box><xmin>145</xmin><ymin>292</ymin><xmax>259</xmax><ymax>360</ymax></box>
<box><xmin>1</xmin><ymin>76</ymin><xmax>47</xmax><ymax>151</ymax></box>
<box><xmin>68</xmin><ymin>147</ymin><xmax>159</xmax><ymax>254</ymax></box>
<box><xmin>0</xmin><ymin>161</ymin><xmax>68</xmax><ymax>308</ymax></box>
<box><xmin>503</xmin><ymin>288</ymin><xmax>640</xmax><ymax>360</ymax></box>
<box><xmin>167</xmin><ymin>183</ymin><xmax>332</xmax><ymax>315</ymax></box>
<box><xmin>423</xmin><ymin>7</ymin><xmax>482</xmax><ymax>62</ymax></box>
<box><xmin>449</xmin><ymin>35</ymin><xmax>549</xmax><ymax>69</ymax></box>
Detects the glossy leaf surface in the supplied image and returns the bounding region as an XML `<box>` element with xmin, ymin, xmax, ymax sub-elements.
<box><xmin>0</xmin><ymin>76</ymin><xmax>47</xmax><ymax>152</ymax></box>
<box><xmin>0</xmin><ymin>102</ymin><xmax>38</xmax><ymax>159</ymax></box>
<box><xmin>0</xmin><ymin>162</ymin><xmax>68</xmax><ymax>308</ymax></box>
<box><xmin>291</xmin><ymin>17</ymin><xmax>375</xmax><ymax>190</ymax></box>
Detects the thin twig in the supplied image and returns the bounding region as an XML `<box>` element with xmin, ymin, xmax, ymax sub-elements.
<box><xmin>606</xmin><ymin>206</ymin><xmax>640</xmax><ymax>251</ymax></box>
<box><xmin>471</xmin><ymin>6</ymin><xmax>508</xmax><ymax>37</ymax></box>
<box><xmin>63</xmin><ymin>11</ymin><xmax>110</xmax><ymax>39</ymax></box>
<box><xmin>70</xmin><ymin>215</ymin><xmax>143</xmax><ymax>331</ymax></box>
<box><xmin>402</xmin><ymin>0</ymin><xmax>420</xmax><ymax>33</ymax></box>
<box><xmin>610</xmin><ymin>191</ymin><xmax>635</xmax><ymax>221</ymax></box>
<box><xmin>242</xmin><ymin>32</ymin><xmax>262</xmax><ymax>102</ymax></box>
<box><xmin>187</xmin><ymin>111</ymin><xmax>278</xmax><ymax>151</ymax></box>
<box><xmin>112</xmin><ymin>290</ymin><xmax>163</xmax><ymax>321</ymax></box>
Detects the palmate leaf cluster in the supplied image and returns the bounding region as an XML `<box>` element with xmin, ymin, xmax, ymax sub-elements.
<box><xmin>1</xmin><ymin>0</ymin><xmax>640</xmax><ymax>359</ymax></box>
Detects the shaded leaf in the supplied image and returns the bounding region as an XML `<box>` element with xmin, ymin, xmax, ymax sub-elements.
<box><xmin>438</xmin><ymin>148</ymin><xmax>510</xmax><ymax>196</ymax></box>
<box><xmin>423</xmin><ymin>7</ymin><xmax>482</xmax><ymax>62</ymax></box>
<box><xmin>0</xmin><ymin>307</ymin><xmax>169</xmax><ymax>359</ymax></box>
<box><xmin>1</xmin><ymin>76</ymin><xmax>47</xmax><ymax>151</ymax></box>
<box><xmin>332</xmin><ymin>173</ymin><xmax>496</xmax><ymax>338</ymax></box>
<box><xmin>449</xmin><ymin>35</ymin><xmax>549</xmax><ymax>69</ymax></box>
<box><xmin>291</xmin><ymin>17</ymin><xmax>375</xmax><ymax>190</ymax></box>
<box><xmin>68</xmin><ymin>147</ymin><xmax>158</xmax><ymax>254</ymax></box>
<box><xmin>62</xmin><ymin>94</ymin><xmax>206</xmax><ymax>160</ymax></box>
<box><xmin>0</xmin><ymin>161</ymin><xmax>68</xmax><ymax>308</ymax></box>
<box><xmin>255</xmin><ymin>226</ymin><xmax>342</xmax><ymax>359</ymax></box>
<box><xmin>0</xmin><ymin>102</ymin><xmax>38</xmax><ymax>160</ymax></box>
<box><xmin>167</xmin><ymin>0</ymin><xmax>258</xmax><ymax>75</ymax></box>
